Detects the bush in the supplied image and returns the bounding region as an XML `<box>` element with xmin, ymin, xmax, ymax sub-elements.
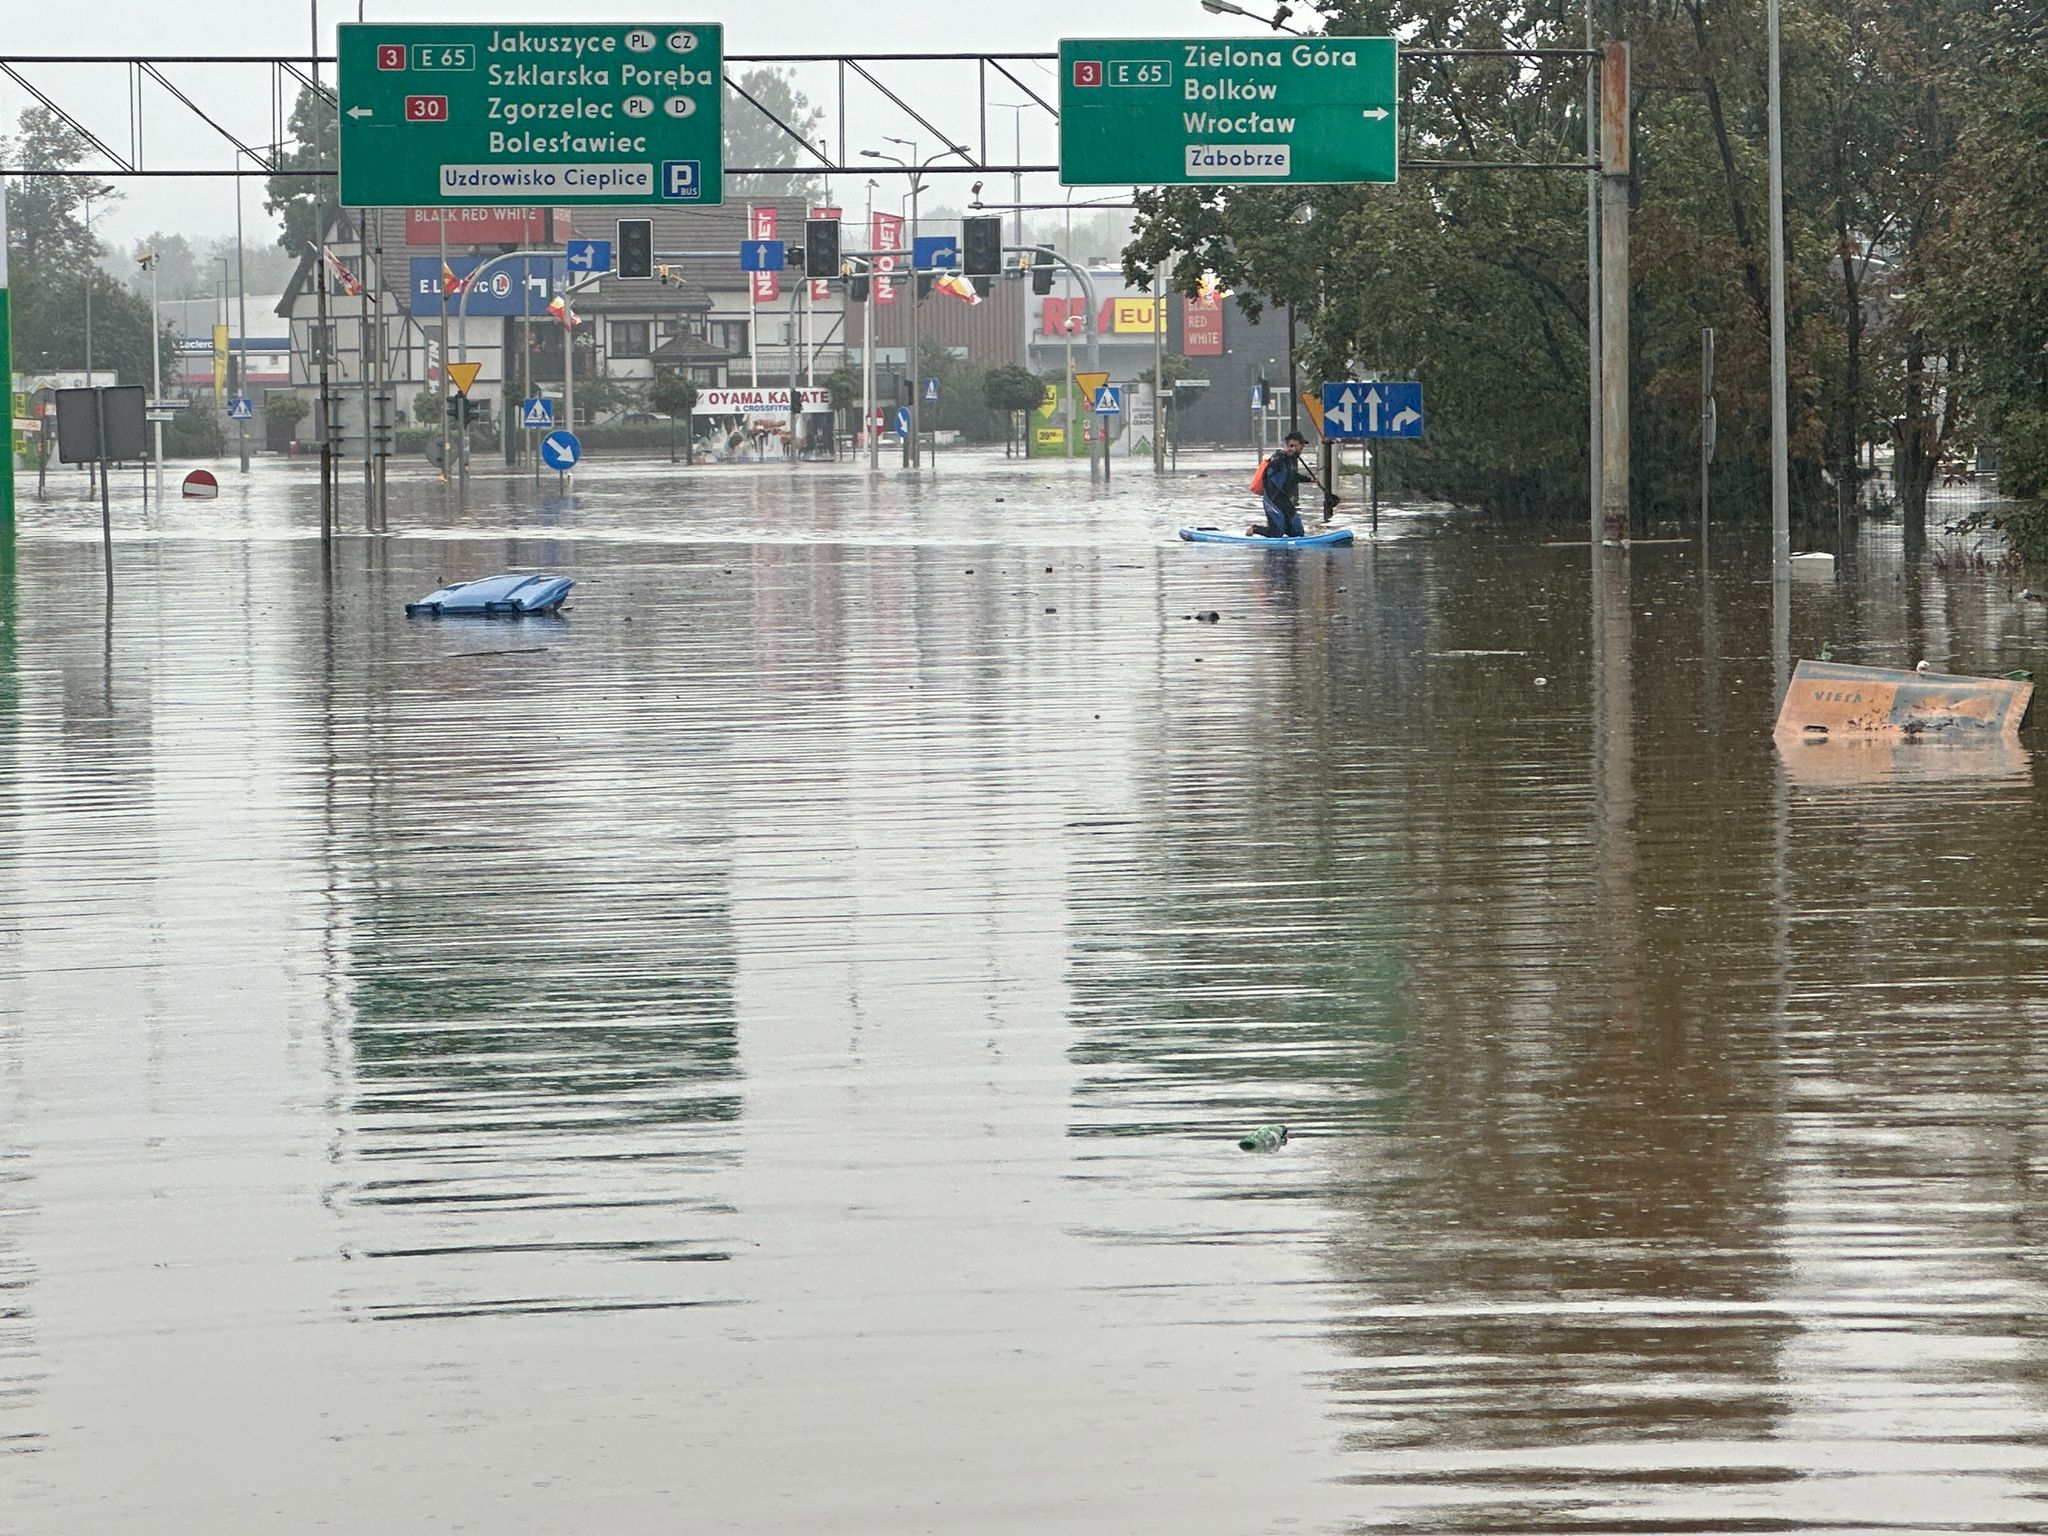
<box><xmin>264</xmin><ymin>392</ymin><xmax>309</xmax><ymax>435</ymax></box>
<box><xmin>163</xmin><ymin>403</ymin><xmax>224</xmax><ymax>459</ymax></box>
<box><xmin>1998</xmin><ymin>410</ymin><xmax>2048</xmax><ymax>502</ymax></box>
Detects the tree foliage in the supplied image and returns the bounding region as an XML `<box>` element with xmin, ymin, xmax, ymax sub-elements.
<box><xmin>726</xmin><ymin>68</ymin><xmax>825</xmax><ymax>201</ymax></box>
<box><xmin>649</xmin><ymin>369</ymin><xmax>700</xmax><ymax>418</ymax></box>
<box><xmin>1122</xmin><ymin>0</ymin><xmax>2029</xmax><ymax>528</ymax></box>
<box><xmin>3</xmin><ymin>108</ymin><xmax>165</xmax><ymax>387</ymax></box>
<box><xmin>264</xmin><ymin>85</ymin><xmax>335</xmax><ymax>257</ymax></box>
<box><xmin>983</xmin><ymin>364</ymin><xmax>1049</xmax><ymax>455</ymax></box>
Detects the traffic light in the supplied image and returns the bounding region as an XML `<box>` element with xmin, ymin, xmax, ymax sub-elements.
<box><xmin>618</xmin><ymin>218</ymin><xmax>652</xmax><ymax>279</ymax></box>
<box><xmin>962</xmin><ymin>216</ymin><xmax>1002</xmax><ymax>277</ymax></box>
<box><xmin>804</xmin><ymin>219</ymin><xmax>840</xmax><ymax>278</ymax></box>
<box><xmin>916</xmin><ymin>273</ymin><xmax>933</xmax><ymax>301</ymax></box>
<box><xmin>1032</xmin><ymin>264</ymin><xmax>1055</xmax><ymax>296</ymax></box>
<box><xmin>848</xmin><ymin>273</ymin><xmax>870</xmax><ymax>303</ymax></box>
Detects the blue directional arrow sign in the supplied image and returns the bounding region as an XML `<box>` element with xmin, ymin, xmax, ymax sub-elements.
<box><xmin>912</xmin><ymin>235</ymin><xmax>958</xmax><ymax>271</ymax></box>
<box><xmin>1092</xmin><ymin>385</ymin><xmax>1122</xmax><ymax>415</ymax></box>
<box><xmin>520</xmin><ymin>397</ymin><xmax>555</xmax><ymax>430</ymax></box>
<box><xmin>1321</xmin><ymin>379</ymin><xmax>1424</xmax><ymax>439</ymax></box>
<box><xmin>739</xmin><ymin>240</ymin><xmax>786</xmax><ymax>273</ymax></box>
<box><xmin>227</xmin><ymin>395</ymin><xmax>253</xmax><ymax>421</ymax></box>
<box><xmin>540</xmin><ymin>428</ymin><xmax>582</xmax><ymax>471</ymax></box>
<box><xmin>565</xmin><ymin>240</ymin><xmax>611</xmax><ymax>276</ymax></box>
<box><xmin>895</xmin><ymin>406</ymin><xmax>911</xmax><ymax>436</ymax></box>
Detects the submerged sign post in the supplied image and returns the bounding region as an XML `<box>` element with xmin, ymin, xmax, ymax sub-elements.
<box><xmin>337</xmin><ymin>23</ymin><xmax>723</xmax><ymax>206</ymax></box>
<box><xmin>1059</xmin><ymin>37</ymin><xmax>1396</xmax><ymax>185</ymax></box>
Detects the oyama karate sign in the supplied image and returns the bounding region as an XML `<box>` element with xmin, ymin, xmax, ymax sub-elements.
<box><xmin>694</xmin><ymin>387</ymin><xmax>832</xmax><ymax>415</ymax></box>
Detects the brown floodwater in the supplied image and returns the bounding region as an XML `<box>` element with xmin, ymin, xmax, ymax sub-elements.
<box><xmin>4</xmin><ymin>454</ymin><xmax>2047</xmax><ymax>1532</ymax></box>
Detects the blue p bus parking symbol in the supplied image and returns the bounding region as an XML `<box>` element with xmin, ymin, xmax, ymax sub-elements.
<box><xmin>662</xmin><ymin>160</ymin><xmax>701</xmax><ymax>200</ymax></box>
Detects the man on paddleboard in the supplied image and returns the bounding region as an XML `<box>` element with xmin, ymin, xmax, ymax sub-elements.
<box><xmin>1254</xmin><ymin>432</ymin><xmax>1322</xmax><ymax>538</ymax></box>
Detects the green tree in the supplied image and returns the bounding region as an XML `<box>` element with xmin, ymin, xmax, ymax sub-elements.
<box><xmin>823</xmin><ymin>363</ymin><xmax>864</xmax><ymax>413</ymax></box>
<box><xmin>1926</xmin><ymin>7</ymin><xmax>2048</xmax><ymax>553</ymax></box>
<box><xmin>983</xmin><ymin>364</ymin><xmax>1048</xmax><ymax>456</ymax></box>
<box><xmin>649</xmin><ymin>368</ymin><xmax>700</xmax><ymax>462</ymax></box>
<box><xmin>726</xmin><ymin>67</ymin><xmax>824</xmax><ymax>201</ymax></box>
<box><xmin>264</xmin><ymin>392</ymin><xmax>309</xmax><ymax>437</ymax></box>
<box><xmin>3</xmin><ymin>108</ymin><xmax>166</xmax><ymax>387</ymax></box>
<box><xmin>917</xmin><ymin>338</ymin><xmax>1003</xmax><ymax>444</ymax></box>
<box><xmin>264</xmin><ymin>85</ymin><xmax>335</xmax><ymax>257</ymax></box>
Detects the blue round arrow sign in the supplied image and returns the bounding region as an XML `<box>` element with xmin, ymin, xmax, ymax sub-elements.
<box><xmin>541</xmin><ymin>429</ymin><xmax>582</xmax><ymax>470</ymax></box>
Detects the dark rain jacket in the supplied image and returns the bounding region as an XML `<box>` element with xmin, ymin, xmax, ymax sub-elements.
<box><xmin>1262</xmin><ymin>451</ymin><xmax>1305</xmax><ymax>513</ymax></box>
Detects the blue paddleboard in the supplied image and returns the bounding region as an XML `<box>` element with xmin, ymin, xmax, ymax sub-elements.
<box><xmin>1179</xmin><ymin>526</ymin><xmax>1355</xmax><ymax>548</ymax></box>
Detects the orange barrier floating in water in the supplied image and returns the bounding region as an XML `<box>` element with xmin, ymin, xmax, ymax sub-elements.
<box><xmin>1775</xmin><ymin>659</ymin><xmax>2031</xmax><ymax>743</ymax></box>
<box><xmin>1778</xmin><ymin>733</ymin><xmax>2031</xmax><ymax>789</ymax></box>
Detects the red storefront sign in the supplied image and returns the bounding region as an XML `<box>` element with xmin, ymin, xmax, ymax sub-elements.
<box><xmin>750</xmin><ymin>206</ymin><xmax>780</xmax><ymax>302</ymax></box>
<box><xmin>1183</xmin><ymin>294</ymin><xmax>1224</xmax><ymax>356</ymax></box>
<box><xmin>406</xmin><ymin>207</ymin><xmax>567</xmax><ymax>245</ymax></box>
<box><xmin>809</xmin><ymin>206</ymin><xmax>840</xmax><ymax>301</ymax></box>
<box><xmin>871</xmin><ymin>212</ymin><xmax>903</xmax><ymax>307</ymax></box>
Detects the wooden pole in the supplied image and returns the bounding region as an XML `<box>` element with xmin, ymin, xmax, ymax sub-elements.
<box><xmin>1599</xmin><ymin>41</ymin><xmax>1630</xmax><ymax>542</ymax></box>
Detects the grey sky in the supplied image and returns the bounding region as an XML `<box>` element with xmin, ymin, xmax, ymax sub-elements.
<box><xmin>5</xmin><ymin>0</ymin><xmax>1259</xmax><ymax>254</ymax></box>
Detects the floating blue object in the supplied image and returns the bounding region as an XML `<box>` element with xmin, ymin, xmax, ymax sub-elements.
<box><xmin>405</xmin><ymin>572</ymin><xmax>575</xmax><ymax>617</ymax></box>
<box><xmin>1178</xmin><ymin>527</ymin><xmax>1355</xmax><ymax>548</ymax></box>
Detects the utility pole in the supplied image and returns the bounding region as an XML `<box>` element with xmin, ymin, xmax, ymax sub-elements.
<box><xmin>234</xmin><ymin>173</ymin><xmax>250</xmax><ymax>472</ymax></box>
<box><xmin>356</xmin><ymin>209</ymin><xmax>372</xmax><ymax>519</ymax></box>
<box><xmin>437</xmin><ymin>215</ymin><xmax>450</xmax><ymax>481</ymax></box>
<box><xmin>1766</xmin><ymin>0</ymin><xmax>1791</xmax><ymax>584</ymax></box>
<box><xmin>907</xmin><ymin>168</ymin><xmax>922</xmax><ymax>470</ymax></box>
<box><xmin>139</xmin><ymin>250</ymin><xmax>163</xmax><ymax>496</ymax></box>
<box><xmin>1586</xmin><ymin>12</ymin><xmax>1602</xmax><ymax>547</ymax></box>
<box><xmin>313</xmin><ymin>0</ymin><xmax>332</xmax><ymax>543</ymax></box>
<box><xmin>787</xmin><ymin>285</ymin><xmax>801</xmax><ymax>466</ymax></box>
<box><xmin>1152</xmin><ymin>262</ymin><xmax>1166</xmax><ymax>477</ymax></box>
<box><xmin>1598</xmin><ymin>41</ymin><xmax>1630</xmax><ymax>542</ymax></box>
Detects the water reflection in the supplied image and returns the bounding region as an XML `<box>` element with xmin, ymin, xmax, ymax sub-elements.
<box><xmin>320</xmin><ymin>543</ymin><xmax>744</xmax><ymax>1321</ymax></box>
<box><xmin>4</xmin><ymin>466</ymin><xmax>2048</xmax><ymax>1530</ymax></box>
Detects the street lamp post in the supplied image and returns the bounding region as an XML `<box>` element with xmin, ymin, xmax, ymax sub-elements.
<box><xmin>862</xmin><ymin>138</ymin><xmax>970</xmax><ymax>472</ymax></box>
<box><xmin>234</xmin><ymin>174</ymin><xmax>250</xmax><ymax>472</ymax></box>
<box><xmin>1197</xmin><ymin>0</ymin><xmax>1305</xmax><ymax>34</ymax></box>
<box><xmin>138</xmin><ymin>251</ymin><xmax>163</xmax><ymax>493</ymax></box>
<box><xmin>215</xmin><ymin>255</ymin><xmax>231</xmax><ymax>419</ymax></box>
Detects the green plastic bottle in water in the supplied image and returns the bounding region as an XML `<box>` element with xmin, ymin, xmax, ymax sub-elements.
<box><xmin>1239</xmin><ymin>1124</ymin><xmax>1289</xmax><ymax>1152</ymax></box>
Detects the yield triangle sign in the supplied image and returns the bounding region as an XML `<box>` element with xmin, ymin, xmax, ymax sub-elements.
<box><xmin>447</xmin><ymin>361</ymin><xmax>483</xmax><ymax>396</ymax></box>
<box><xmin>1073</xmin><ymin>369</ymin><xmax>1109</xmax><ymax>397</ymax></box>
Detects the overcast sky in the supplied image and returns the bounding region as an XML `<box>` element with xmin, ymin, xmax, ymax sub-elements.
<box><xmin>5</xmin><ymin>0</ymin><xmax>1261</xmax><ymax>255</ymax></box>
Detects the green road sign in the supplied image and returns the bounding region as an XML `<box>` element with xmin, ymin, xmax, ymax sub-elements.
<box><xmin>1058</xmin><ymin>36</ymin><xmax>1397</xmax><ymax>187</ymax></box>
<box><xmin>337</xmin><ymin>22</ymin><xmax>723</xmax><ymax>206</ymax></box>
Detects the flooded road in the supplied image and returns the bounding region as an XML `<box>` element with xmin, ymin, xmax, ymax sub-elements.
<box><xmin>5</xmin><ymin>454</ymin><xmax>2048</xmax><ymax>1532</ymax></box>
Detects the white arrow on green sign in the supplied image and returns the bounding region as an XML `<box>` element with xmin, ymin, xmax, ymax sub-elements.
<box><xmin>337</xmin><ymin>22</ymin><xmax>723</xmax><ymax>206</ymax></box>
<box><xmin>1059</xmin><ymin>36</ymin><xmax>1397</xmax><ymax>186</ymax></box>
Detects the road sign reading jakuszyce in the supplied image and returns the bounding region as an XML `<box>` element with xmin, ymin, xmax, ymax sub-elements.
<box><xmin>338</xmin><ymin>23</ymin><xmax>724</xmax><ymax>206</ymax></box>
<box><xmin>1058</xmin><ymin>36</ymin><xmax>1396</xmax><ymax>186</ymax></box>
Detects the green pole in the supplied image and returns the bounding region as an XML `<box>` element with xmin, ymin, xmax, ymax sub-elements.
<box><xmin>1</xmin><ymin>180</ymin><xmax>13</xmax><ymax>538</ymax></box>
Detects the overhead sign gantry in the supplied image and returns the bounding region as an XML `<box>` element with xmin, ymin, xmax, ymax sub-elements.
<box><xmin>336</xmin><ymin>23</ymin><xmax>724</xmax><ymax>206</ymax></box>
<box><xmin>1057</xmin><ymin>36</ymin><xmax>1397</xmax><ymax>186</ymax></box>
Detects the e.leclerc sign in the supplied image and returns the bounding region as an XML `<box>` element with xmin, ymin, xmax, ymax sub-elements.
<box><xmin>1058</xmin><ymin>36</ymin><xmax>1397</xmax><ymax>187</ymax></box>
<box><xmin>337</xmin><ymin>23</ymin><xmax>723</xmax><ymax>206</ymax></box>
